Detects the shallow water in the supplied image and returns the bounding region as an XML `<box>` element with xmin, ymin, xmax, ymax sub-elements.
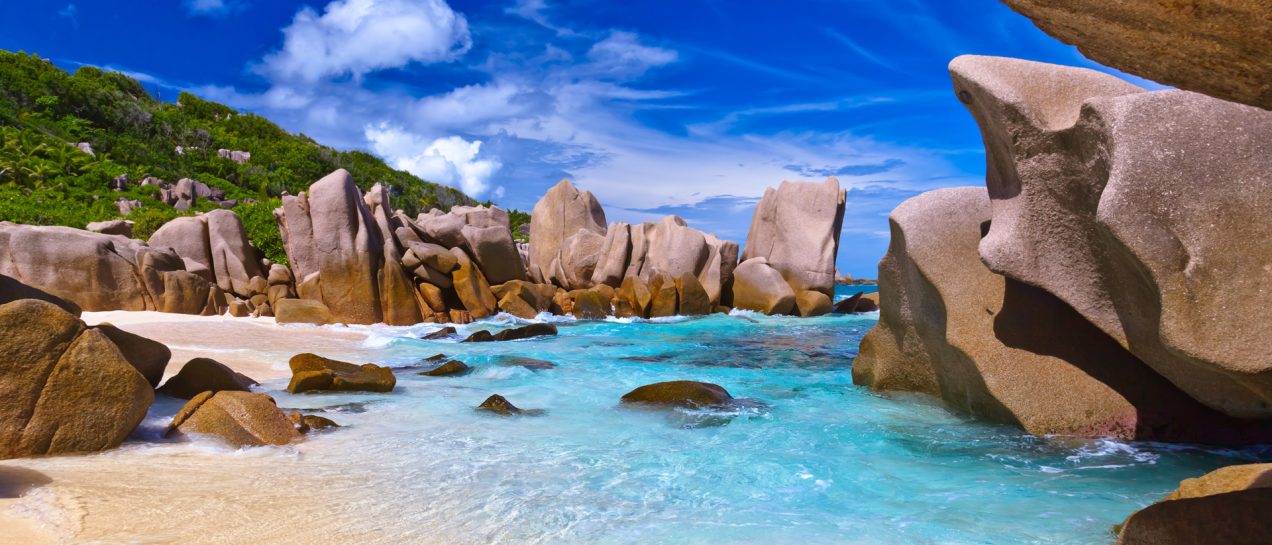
<box><xmin>17</xmin><ymin>286</ymin><xmax>1272</xmax><ymax>545</ymax></box>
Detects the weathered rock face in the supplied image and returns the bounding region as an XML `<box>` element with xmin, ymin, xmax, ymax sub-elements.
<box><xmin>620</xmin><ymin>381</ymin><xmax>733</xmax><ymax>408</ymax></box>
<box><xmin>0</xmin><ymin>300</ymin><xmax>153</xmax><ymax>459</ymax></box>
<box><xmin>570</xmin><ymin>287</ymin><xmax>612</xmax><ymax>319</ymax></box>
<box><xmin>558</xmin><ymin>228</ymin><xmax>607</xmax><ymax>291</ymax></box>
<box><xmin>167</xmin><ymin>391</ymin><xmax>300</xmax><ymax>447</ymax></box>
<box><xmin>740</xmin><ymin>178</ymin><xmax>846</xmax><ymax>297</ymax></box>
<box><xmin>731</xmin><ymin>258</ymin><xmax>795</xmax><ymax>315</ymax></box>
<box><xmin>274</xmin><ymin>298</ymin><xmax>334</xmax><ymax>325</ymax></box>
<box><xmin>528</xmin><ymin>179</ymin><xmax>607</xmax><ymax>285</ymax></box>
<box><xmin>0</xmin><ymin>274</ymin><xmax>81</xmax><ymax>315</ymax></box>
<box><xmin>794</xmin><ymin>290</ymin><xmax>831</xmax><ymax>318</ymax></box>
<box><xmin>150</xmin><ymin>210</ymin><xmax>265</xmax><ymax>298</ymax></box>
<box><xmin>0</xmin><ymin>223</ymin><xmax>220</xmax><ymax>314</ymax></box>
<box><xmin>492</xmin><ymin>280</ymin><xmax>556</xmax><ymax>319</ymax></box>
<box><xmin>158</xmin><ymin>357</ymin><xmax>259</xmax><ymax>399</ymax></box>
<box><xmin>363</xmin><ymin>184</ymin><xmax>422</xmax><ymax>327</ymax></box>
<box><xmin>1000</xmin><ymin>0</ymin><xmax>1272</xmax><ymax>111</ymax></box>
<box><xmin>93</xmin><ymin>323</ymin><xmax>171</xmax><ymax>388</ymax></box>
<box><xmin>853</xmin><ymin>188</ymin><xmax>1272</xmax><ymax>444</ymax></box>
<box><xmin>450</xmin><ymin>247</ymin><xmax>497</xmax><ymax>319</ymax></box>
<box><xmin>461</xmin><ymin>223</ymin><xmax>526</xmax><ymax>285</ymax></box>
<box><xmin>275</xmin><ymin>170</ymin><xmax>417</xmax><ymax>325</ymax></box>
<box><xmin>1116</xmin><ymin>464</ymin><xmax>1272</xmax><ymax>545</ymax></box>
<box><xmin>287</xmin><ymin>353</ymin><xmax>396</xmax><ymax>393</ymax></box>
<box><xmin>951</xmin><ymin>55</ymin><xmax>1272</xmax><ymax>418</ymax></box>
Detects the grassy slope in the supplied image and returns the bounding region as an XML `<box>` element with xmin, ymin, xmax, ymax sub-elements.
<box><xmin>0</xmin><ymin>49</ymin><xmax>489</xmax><ymax>263</ymax></box>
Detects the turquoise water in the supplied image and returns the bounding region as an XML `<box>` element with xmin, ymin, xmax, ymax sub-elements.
<box><xmin>234</xmin><ymin>286</ymin><xmax>1266</xmax><ymax>545</ymax></box>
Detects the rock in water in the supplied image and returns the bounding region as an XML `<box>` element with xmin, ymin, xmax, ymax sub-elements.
<box><xmin>462</xmin><ymin>323</ymin><xmax>558</xmax><ymax>343</ymax></box>
<box><xmin>951</xmin><ymin>55</ymin><xmax>1272</xmax><ymax>418</ymax></box>
<box><xmin>527</xmin><ymin>179</ymin><xmax>607</xmax><ymax>285</ymax></box>
<box><xmin>621</xmin><ymin>381</ymin><xmax>733</xmax><ymax>409</ymax></box>
<box><xmin>571</xmin><ymin>287</ymin><xmax>612</xmax><ymax>319</ymax></box>
<box><xmin>853</xmin><ymin>188</ymin><xmax>1272</xmax><ymax>444</ymax></box>
<box><xmin>274</xmin><ymin>299</ymin><xmax>335</xmax><ymax>325</ymax></box>
<box><xmin>831</xmin><ymin>292</ymin><xmax>878</xmax><ymax>314</ymax></box>
<box><xmin>675</xmin><ymin>273</ymin><xmax>711</xmax><ymax>316</ymax></box>
<box><xmin>158</xmin><ymin>357</ymin><xmax>259</xmax><ymax>399</ymax></box>
<box><xmin>92</xmin><ymin>323</ymin><xmax>171</xmax><ymax>388</ymax></box>
<box><xmin>730</xmin><ymin>258</ymin><xmax>795</xmax><ymax>315</ymax></box>
<box><xmin>421</xmin><ymin>326</ymin><xmax>457</xmax><ymax>340</ymax></box>
<box><xmin>287</xmin><ymin>353</ymin><xmax>396</xmax><ymax>393</ymax></box>
<box><xmin>419</xmin><ymin>360</ymin><xmax>470</xmax><ymax>377</ymax></box>
<box><xmin>289</xmin><ymin>413</ymin><xmax>339</xmax><ymax>433</ymax></box>
<box><xmin>0</xmin><ymin>300</ymin><xmax>152</xmax><ymax>459</ymax></box>
<box><xmin>167</xmin><ymin>391</ymin><xmax>300</xmax><ymax>447</ymax></box>
<box><xmin>1116</xmin><ymin>464</ymin><xmax>1272</xmax><ymax>545</ymax></box>
<box><xmin>476</xmin><ymin>394</ymin><xmax>522</xmax><ymax>415</ymax></box>
<box><xmin>740</xmin><ymin>178</ymin><xmax>845</xmax><ymax>297</ymax></box>
<box><xmin>794</xmin><ymin>290</ymin><xmax>831</xmax><ymax>317</ymax></box>
<box><xmin>1000</xmin><ymin>0</ymin><xmax>1272</xmax><ymax>110</ymax></box>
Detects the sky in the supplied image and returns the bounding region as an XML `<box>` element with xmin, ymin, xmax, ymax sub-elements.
<box><xmin>0</xmin><ymin>0</ymin><xmax>1163</xmax><ymax>277</ymax></box>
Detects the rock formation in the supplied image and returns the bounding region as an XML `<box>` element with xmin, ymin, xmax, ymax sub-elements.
<box><xmin>0</xmin><ymin>299</ymin><xmax>153</xmax><ymax>459</ymax></box>
<box><xmin>731</xmin><ymin>258</ymin><xmax>795</xmax><ymax>315</ymax></box>
<box><xmin>149</xmin><ymin>209</ymin><xmax>266</xmax><ymax>298</ymax></box>
<box><xmin>274</xmin><ymin>170</ymin><xmax>418</xmax><ymax>325</ymax></box>
<box><xmin>740</xmin><ymin>178</ymin><xmax>846</xmax><ymax>297</ymax></box>
<box><xmin>853</xmin><ymin>188</ymin><xmax>1272</xmax><ymax>444</ymax></box>
<box><xmin>1116</xmin><ymin>464</ymin><xmax>1272</xmax><ymax>545</ymax></box>
<box><xmin>1000</xmin><ymin>0</ymin><xmax>1272</xmax><ymax>110</ymax></box>
<box><xmin>167</xmin><ymin>391</ymin><xmax>300</xmax><ymax>448</ymax></box>
<box><xmin>528</xmin><ymin>179</ymin><xmax>607</xmax><ymax>285</ymax></box>
<box><xmin>951</xmin><ymin>55</ymin><xmax>1272</xmax><ymax>418</ymax></box>
<box><xmin>0</xmin><ymin>222</ymin><xmax>224</xmax><ymax>315</ymax></box>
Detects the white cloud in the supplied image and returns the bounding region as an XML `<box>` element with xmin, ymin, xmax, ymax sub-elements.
<box><xmin>365</xmin><ymin>125</ymin><xmax>502</xmax><ymax>198</ymax></box>
<box><xmin>586</xmin><ymin>31</ymin><xmax>677</xmax><ymax>79</ymax></box>
<box><xmin>260</xmin><ymin>0</ymin><xmax>471</xmax><ymax>83</ymax></box>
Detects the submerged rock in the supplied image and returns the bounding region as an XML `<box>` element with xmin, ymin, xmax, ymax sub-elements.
<box><xmin>0</xmin><ymin>300</ymin><xmax>153</xmax><ymax>459</ymax></box>
<box><xmin>497</xmin><ymin>356</ymin><xmax>556</xmax><ymax>370</ymax></box>
<box><xmin>620</xmin><ymin>380</ymin><xmax>733</xmax><ymax>409</ymax></box>
<box><xmin>1116</xmin><ymin>464</ymin><xmax>1272</xmax><ymax>545</ymax></box>
<box><xmin>167</xmin><ymin>391</ymin><xmax>300</xmax><ymax>447</ymax></box>
<box><xmin>421</xmin><ymin>326</ymin><xmax>457</xmax><ymax>340</ymax></box>
<box><xmin>288</xmin><ymin>413</ymin><xmax>340</xmax><ymax>433</ymax></box>
<box><xmin>158</xmin><ymin>357</ymin><xmax>259</xmax><ymax>399</ymax></box>
<box><xmin>419</xmin><ymin>360</ymin><xmax>471</xmax><ymax>377</ymax></box>
<box><xmin>287</xmin><ymin>353</ymin><xmax>396</xmax><ymax>393</ymax></box>
<box><xmin>462</xmin><ymin>323</ymin><xmax>558</xmax><ymax>343</ymax></box>
<box><xmin>475</xmin><ymin>394</ymin><xmax>540</xmax><ymax>416</ymax></box>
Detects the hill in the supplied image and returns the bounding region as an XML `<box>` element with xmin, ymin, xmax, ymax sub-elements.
<box><xmin>0</xmin><ymin>49</ymin><xmax>485</xmax><ymax>263</ymax></box>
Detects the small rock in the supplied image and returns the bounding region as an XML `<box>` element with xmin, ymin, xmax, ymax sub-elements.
<box><xmin>421</xmin><ymin>326</ymin><xmax>457</xmax><ymax>340</ymax></box>
<box><xmin>288</xmin><ymin>412</ymin><xmax>338</xmax><ymax>433</ymax></box>
<box><xmin>477</xmin><ymin>394</ymin><xmax>521</xmax><ymax>415</ymax></box>
<box><xmin>166</xmin><ymin>391</ymin><xmax>299</xmax><ymax>447</ymax></box>
<box><xmin>157</xmin><ymin>357</ymin><xmax>258</xmax><ymax>399</ymax></box>
<box><xmin>419</xmin><ymin>360</ymin><xmax>471</xmax><ymax>377</ymax></box>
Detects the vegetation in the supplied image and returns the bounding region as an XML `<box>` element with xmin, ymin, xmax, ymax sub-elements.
<box><xmin>0</xmin><ymin>49</ymin><xmax>485</xmax><ymax>263</ymax></box>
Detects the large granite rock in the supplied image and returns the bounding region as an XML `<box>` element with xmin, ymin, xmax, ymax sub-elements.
<box><xmin>1001</xmin><ymin>0</ymin><xmax>1272</xmax><ymax>110</ymax></box>
<box><xmin>167</xmin><ymin>391</ymin><xmax>300</xmax><ymax>447</ymax></box>
<box><xmin>1116</xmin><ymin>464</ymin><xmax>1272</xmax><ymax>545</ymax></box>
<box><xmin>287</xmin><ymin>353</ymin><xmax>396</xmax><ymax>393</ymax></box>
<box><xmin>951</xmin><ymin>55</ymin><xmax>1272</xmax><ymax>418</ymax></box>
<box><xmin>527</xmin><ymin>179</ymin><xmax>606</xmax><ymax>285</ymax></box>
<box><xmin>274</xmin><ymin>298</ymin><xmax>335</xmax><ymax>325</ymax></box>
<box><xmin>0</xmin><ymin>223</ymin><xmax>220</xmax><ymax>314</ymax></box>
<box><xmin>450</xmin><ymin>247</ymin><xmax>497</xmax><ymax>319</ymax></box>
<box><xmin>740</xmin><ymin>178</ymin><xmax>845</xmax><ymax>296</ymax></box>
<box><xmin>852</xmin><ymin>188</ymin><xmax>1272</xmax><ymax>444</ymax></box>
<box><xmin>0</xmin><ymin>300</ymin><xmax>152</xmax><ymax>459</ymax></box>
<box><xmin>363</xmin><ymin>183</ymin><xmax>423</xmax><ymax>326</ymax></box>
<box><xmin>274</xmin><ymin>170</ymin><xmax>418</xmax><ymax>325</ymax></box>
<box><xmin>0</xmin><ymin>273</ymin><xmax>81</xmax><ymax>315</ymax></box>
<box><xmin>149</xmin><ymin>210</ymin><xmax>265</xmax><ymax>298</ymax></box>
<box><xmin>93</xmin><ymin>323</ymin><xmax>170</xmax><ymax>388</ymax></box>
<box><xmin>558</xmin><ymin>228</ymin><xmax>608</xmax><ymax>290</ymax></box>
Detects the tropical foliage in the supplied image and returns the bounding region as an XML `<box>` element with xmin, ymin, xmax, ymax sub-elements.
<box><xmin>0</xmin><ymin>49</ymin><xmax>482</xmax><ymax>263</ymax></box>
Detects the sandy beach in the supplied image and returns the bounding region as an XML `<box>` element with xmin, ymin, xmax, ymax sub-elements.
<box><xmin>0</xmin><ymin>312</ymin><xmax>414</xmax><ymax>545</ymax></box>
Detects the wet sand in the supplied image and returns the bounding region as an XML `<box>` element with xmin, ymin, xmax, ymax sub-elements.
<box><xmin>1</xmin><ymin>312</ymin><xmax>429</xmax><ymax>545</ymax></box>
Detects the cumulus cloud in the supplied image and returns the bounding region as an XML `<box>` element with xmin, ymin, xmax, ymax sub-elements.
<box><xmin>365</xmin><ymin>125</ymin><xmax>502</xmax><ymax>198</ymax></box>
<box><xmin>260</xmin><ymin>0</ymin><xmax>471</xmax><ymax>83</ymax></box>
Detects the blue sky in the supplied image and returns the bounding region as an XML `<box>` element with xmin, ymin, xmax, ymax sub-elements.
<box><xmin>1</xmin><ymin>0</ymin><xmax>1161</xmax><ymax>277</ymax></box>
